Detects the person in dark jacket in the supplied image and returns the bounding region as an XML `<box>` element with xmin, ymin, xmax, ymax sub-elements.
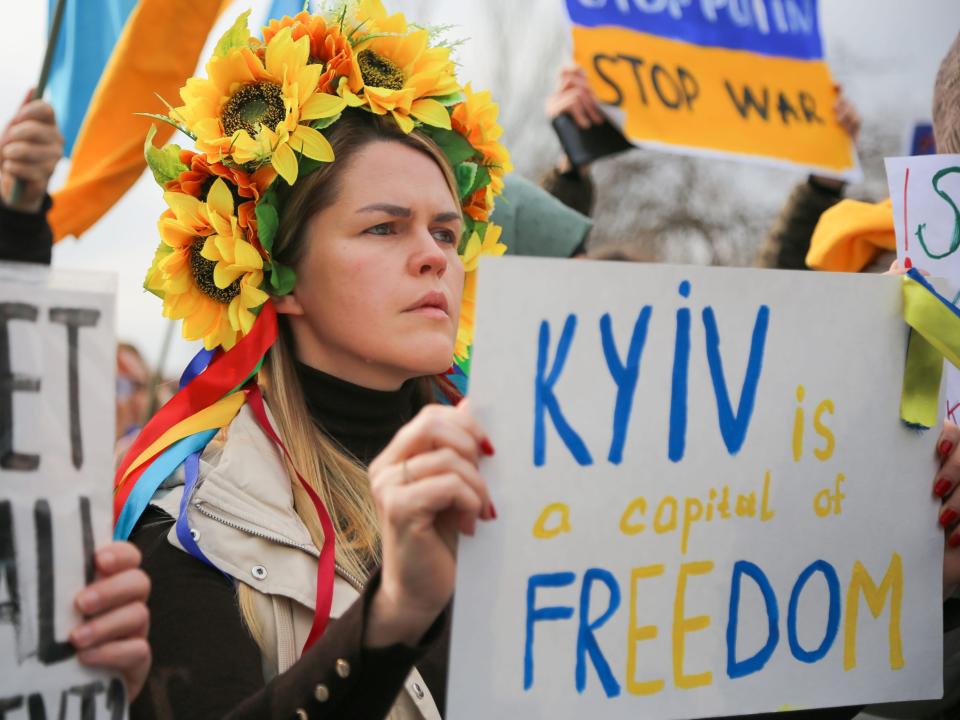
<box><xmin>0</xmin><ymin>90</ymin><xmax>61</xmax><ymax>263</ymax></box>
<box><xmin>0</xmin><ymin>90</ymin><xmax>153</xmax><ymax>700</ymax></box>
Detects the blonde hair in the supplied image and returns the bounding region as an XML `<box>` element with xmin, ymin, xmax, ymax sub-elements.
<box><xmin>237</xmin><ymin>110</ymin><xmax>462</xmax><ymax>648</ymax></box>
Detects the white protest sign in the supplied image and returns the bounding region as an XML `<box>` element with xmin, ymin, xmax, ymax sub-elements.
<box><xmin>0</xmin><ymin>263</ymin><xmax>123</xmax><ymax>718</ymax></box>
<box><xmin>886</xmin><ymin>154</ymin><xmax>960</xmax><ymax>425</ymax></box>
<box><xmin>448</xmin><ymin>258</ymin><xmax>943</xmax><ymax>720</ymax></box>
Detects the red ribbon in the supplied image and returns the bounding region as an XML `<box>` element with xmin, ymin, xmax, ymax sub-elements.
<box><xmin>246</xmin><ymin>384</ymin><xmax>336</xmax><ymax>650</ymax></box>
<box><xmin>113</xmin><ymin>303</ymin><xmax>279</xmax><ymax>520</ymax></box>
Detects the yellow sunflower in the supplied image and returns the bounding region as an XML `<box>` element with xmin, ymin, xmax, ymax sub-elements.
<box><xmin>174</xmin><ymin>27</ymin><xmax>346</xmax><ymax>185</ymax></box>
<box><xmin>455</xmin><ymin>222</ymin><xmax>507</xmax><ymax>361</ymax></box>
<box><xmin>338</xmin><ymin>24</ymin><xmax>460</xmax><ymax>134</ymax></box>
<box><xmin>352</xmin><ymin>0</ymin><xmax>409</xmax><ymax>36</ymax></box>
<box><xmin>451</xmin><ymin>83</ymin><xmax>513</xmax><ymax>197</ymax></box>
<box><xmin>146</xmin><ymin>178</ymin><xmax>269</xmax><ymax>351</ymax></box>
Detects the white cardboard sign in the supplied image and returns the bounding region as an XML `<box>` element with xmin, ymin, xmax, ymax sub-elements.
<box><xmin>886</xmin><ymin>154</ymin><xmax>960</xmax><ymax>425</ymax></box>
<box><xmin>449</xmin><ymin>258</ymin><xmax>943</xmax><ymax>720</ymax></box>
<box><xmin>0</xmin><ymin>264</ymin><xmax>123</xmax><ymax>718</ymax></box>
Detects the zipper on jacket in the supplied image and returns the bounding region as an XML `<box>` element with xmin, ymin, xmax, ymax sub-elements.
<box><xmin>193</xmin><ymin>501</ymin><xmax>318</xmax><ymax>554</ymax></box>
<box><xmin>193</xmin><ymin>501</ymin><xmax>366</xmax><ymax>591</ymax></box>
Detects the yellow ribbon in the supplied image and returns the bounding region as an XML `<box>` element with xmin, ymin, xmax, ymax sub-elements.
<box><xmin>900</xmin><ymin>272</ymin><xmax>960</xmax><ymax>429</ymax></box>
<box><xmin>119</xmin><ymin>391</ymin><xmax>247</xmax><ymax>484</ymax></box>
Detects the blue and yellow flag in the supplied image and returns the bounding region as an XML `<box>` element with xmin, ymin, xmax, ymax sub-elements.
<box><xmin>566</xmin><ymin>0</ymin><xmax>858</xmax><ymax>178</ymax></box>
<box><xmin>47</xmin><ymin>0</ymin><xmax>305</xmax><ymax>242</ymax></box>
<box><xmin>47</xmin><ymin>0</ymin><xmax>138</xmax><ymax>157</ymax></box>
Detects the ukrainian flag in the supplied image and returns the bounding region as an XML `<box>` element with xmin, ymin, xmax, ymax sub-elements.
<box><xmin>46</xmin><ymin>0</ymin><xmax>309</xmax><ymax>242</ymax></box>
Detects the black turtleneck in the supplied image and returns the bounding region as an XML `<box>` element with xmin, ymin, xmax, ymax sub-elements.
<box><xmin>295</xmin><ymin>361</ymin><xmax>419</xmax><ymax>464</ymax></box>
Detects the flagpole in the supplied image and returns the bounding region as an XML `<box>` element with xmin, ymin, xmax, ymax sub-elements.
<box><xmin>8</xmin><ymin>0</ymin><xmax>67</xmax><ymax>207</ymax></box>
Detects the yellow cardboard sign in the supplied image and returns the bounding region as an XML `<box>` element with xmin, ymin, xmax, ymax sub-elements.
<box><xmin>571</xmin><ymin>24</ymin><xmax>857</xmax><ymax>177</ymax></box>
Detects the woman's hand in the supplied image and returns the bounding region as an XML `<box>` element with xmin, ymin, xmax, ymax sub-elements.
<box><xmin>70</xmin><ymin>542</ymin><xmax>151</xmax><ymax>700</ymax></box>
<box><xmin>933</xmin><ymin>421</ymin><xmax>960</xmax><ymax>598</ymax></box>
<box><xmin>365</xmin><ymin>400</ymin><xmax>495</xmax><ymax>647</ymax></box>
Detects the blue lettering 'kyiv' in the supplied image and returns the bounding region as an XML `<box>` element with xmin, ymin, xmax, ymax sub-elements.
<box><xmin>533</xmin><ymin>281</ymin><xmax>770</xmax><ymax>466</ymax></box>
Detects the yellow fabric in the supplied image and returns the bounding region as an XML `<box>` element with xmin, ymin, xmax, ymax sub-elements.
<box><xmin>120</xmin><ymin>391</ymin><xmax>246</xmax><ymax>485</ymax></box>
<box><xmin>900</xmin><ymin>274</ymin><xmax>960</xmax><ymax>428</ymax></box>
<box><xmin>806</xmin><ymin>197</ymin><xmax>897</xmax><ymax>272</ymax></box>
<box><xmin>50</xmin><ymin>0</ymin><xmax>229</xmax><ymax>242</ymax></box>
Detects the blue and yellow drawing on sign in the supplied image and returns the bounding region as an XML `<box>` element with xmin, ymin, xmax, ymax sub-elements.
<box><xmin>566</xmin><ymin>0</ymin><xmax>857</xmax><ymax>175</ymax></box>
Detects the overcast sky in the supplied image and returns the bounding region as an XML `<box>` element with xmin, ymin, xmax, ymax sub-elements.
<box><xmin>0</xmin><ymin>0</ymin><xmax>957</xmax><ymax>375</ymax></box>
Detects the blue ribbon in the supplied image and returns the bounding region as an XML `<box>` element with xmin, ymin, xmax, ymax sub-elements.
<box><xmin>114</xmin><ymin>429</ymin><xmax>218</xmax><ymax>540</ymax></box>
<box><xmin>172</xmin><ymin>346</ymin><xmax>221</xmax><ymax>566</ymax></box>
<box><xmin>114</xmin><ymin>348</ymin><xmax>221</xmax><ymax>541</ymax></box>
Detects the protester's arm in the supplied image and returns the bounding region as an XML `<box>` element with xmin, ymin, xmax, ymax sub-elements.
<box><xmin>71</xmin><ymin>542</ymin><xmax>152</xmax><ymax>701</ymax></box>
<box><xmin>752</xmin><ymin>180</ymin><xmax>846</xmax><ymax>269</ymax></box>
<box><xmin>0</xmin><ymin>91</ymin><xmax>61</xmax><ymax>264</ymax></box>
<box><xmin>806</xmin><ymin>92</ymin><xmax>861</xmax><ymax>194</ymax></box>
<box><xmin>753</xmin><ymin>92</ymin><xmax>861</xmax><ymax>270</ymax></box>
<box><xmin>542</xmin><ymin>65</ymin><xmax>600</xmax><ymax>217</ymax></box>
<box><xmin>130</xmin><ymin>507</ymin><xmax>445</xmax><ymax>720</ymax></box>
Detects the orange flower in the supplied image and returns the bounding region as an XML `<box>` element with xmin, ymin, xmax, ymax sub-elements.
<box><xmin>451</xmin><ymin>83</ymin><xmax>513</xmax><ymax>196</ymax></box>
<box><xmin>463</xmin><ymin>187</ymin><xmax>492</xmax><ymax>223</ymax></box>
<box><xmin>261</xmin><ymin>12</ymin><xmax>362</xmax><ymax>95</ymax></box>
<box><xmin>165</xmin><ymin>151</ymin><xmax>275</xmax><ymax>249</ymax></box>
<box><xmin>167</xmin><ymin>150</ymin><xmax>274</xmax><ymax>206</ymax></box>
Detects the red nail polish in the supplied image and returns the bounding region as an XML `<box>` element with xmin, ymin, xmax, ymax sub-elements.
<box><xmin>480</xmin><ymin>438</ymin><xmax>495</xmax><ymax>456</ymax></box>
<box><xmin>940</xmin><ymin>508</ymin><xmax>958</xmax><ymax>527</ymax></box>
<box><xmin>940</xmin><ymin>440</ymin><xmax>954</xmax><ymax>458</ymax></box>
<box><xmin>935</xmin><ymin>479</ymin><xmax>952</xmax><ymax>497</ymax></box>
<box><xmin>950</xmin><ymin>533</ymin><xmax>960</xmax><ymax>548</ymax></box>
<box><xmin>490</xmin><ymin>502</ymin><xmax>498</xmax><ymax>520</ymax></box>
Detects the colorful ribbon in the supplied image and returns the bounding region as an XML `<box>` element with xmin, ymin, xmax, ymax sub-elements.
<box><xmin>113</xmin><ymin>303</ymin><xmax>278</xmax><ymax>521</ymax></box>
<box><xmin>246</xmin><ymin>384</ymin><xmax>336</xmax><ymax>651</ymax></box>
<box><xmin>900</xmin><ymin>268</ymin><xmax>960</xmax><ymax>429</ymax></box>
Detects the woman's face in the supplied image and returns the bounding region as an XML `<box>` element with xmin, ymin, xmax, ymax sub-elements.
<box><xmin>278</xmin><ymin>140</ymin><xmax>464</xmax><ymax>390</ymax></box>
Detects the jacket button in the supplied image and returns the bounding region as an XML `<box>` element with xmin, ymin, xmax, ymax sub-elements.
<box><xmin>294</xmin><ymin>710</ymin><xmax>308</xmax><ymax>720</ymax></box>
<box><xmin>413</xmin><ymin>682</ymin><xmax>425</xmax><ymax>700</ymax></box>
<box><xmin>314</xmin><ymin>684</ymin><xmax>330</xmax><ymax>702</ymax></box>
<box><xmin>335</xmin><ymin>658</ymin><xmax>351</xmax><ymax>678</ymax></box>
<box><xmin>251</xmin><ymin>565</ymin><xmax>267</xmax><ymax>580</ymax></box>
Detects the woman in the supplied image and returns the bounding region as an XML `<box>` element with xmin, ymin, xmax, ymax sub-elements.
<box><xmin>128</xmin><ymin>109</ymin><xmax>495</xmax><ymax>720</ymax></box>
<box><xmin>115</xmin><ymin>5</ymin><xmax>960</xmax><ymax>720</ymax></box>
<box><xmin>115</xmin><ymin>5</ymin><xmax>505</xmax><ymax>718</ymax></box>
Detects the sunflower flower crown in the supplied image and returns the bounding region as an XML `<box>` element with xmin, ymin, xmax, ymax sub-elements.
<box><xmin>142</xmin><ymin>0</ymin><xmax>512</xmax><ymax>369</ymax></box>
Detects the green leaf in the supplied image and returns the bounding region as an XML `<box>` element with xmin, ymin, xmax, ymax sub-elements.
<box><xmin>459</xmin><ymin>216</ymin><xmax>477</xmax><ymax>253</ymax></box>
<box><xmin>269</xmin><ymin>262</ymin><xmax>297</xmax><ymax>295</ymax></box>
<box><xmin>310</xmin><ymin>112</ymin><xmax>342</xmax><ymax>131</ymax></box>
<box><xmin>134</xmin><ymin>112</ymin><xmax>197</xmax><ymax>141</ymax></box>
<box><xmin>431</xmin><ymin>91</ymin><xmax>465</xmax><ymax>107</ymax></box>
<box><xmin>143</xmin><ymin>125</ymin><xmax>188</xmax><ymax>187</ymax></box>
<box><xmin>143</xmin><ymin>243</ymin><xmax>173</xmax><ymax>299</ymax></box>
<box><xmin>424</xmin><ymin>127</ymin><xmax>477</xmax><ymax>166</ymax></box>
<box><xmin>214</xmin><ymin>10</ymin><xmax>251</xmax><ymax>58</ymax></box>
<box><xmin>297</xmin><ymin>154</ymin><xmax>328</xmax><ymax>178</ymax></box>
<box><xmin>255</xmin><ymin>201</ymin><xmax>280</xmax><ymax>255</ymax></box>
<box><xmin>455</xmin><ymin>161</ymin><xmax>478</xmax><ymax>200</ymax></box>
<box><xmin>467</xmin><ymin>164</ymin><xmax>490</xmax><ymax>198</ymax></box>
